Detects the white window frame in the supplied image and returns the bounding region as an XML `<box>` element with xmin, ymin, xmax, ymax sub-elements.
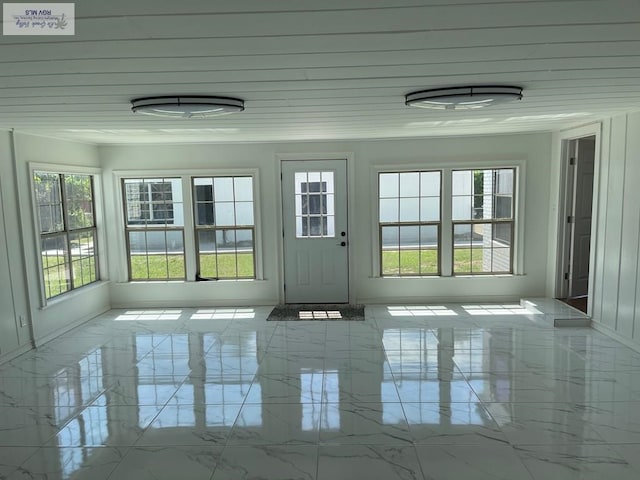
<box><xmin>29</xmin><ymin>163</ymin><xmax>105</xmax><ymax>306</ymax></box>
<box><xmin>113</xmin><ymin>169</ymin><xmax>263</xmax><ymax>283</ymax></box>
<box><xmin>377</xmin><ymin>170</ymin><xmax>442</xmax><ymax>277</ymax></box>
<box><xmin>451</xmin><ymin>167</ymin><xmax>516</xmax><ymax>275</ymax></box>
<box><xmin>122</xmin><ymin>177</ymin><xmax>186</xmax><ymax>281</ymax></box>
<box><xmin>372</xmin><ymin>161</ymin><xmax>525</xmax><ymax>278</ymax></box>
<box><xmin>192</xmin><ymin>175</ymin><xmax>257</xmax><ymax>280</ymax></box>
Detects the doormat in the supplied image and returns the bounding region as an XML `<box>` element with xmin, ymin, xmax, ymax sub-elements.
<box><xmin>266</xmin><ymin>304</ymin><xmax>365</xmax><ymax>321</ymax></box>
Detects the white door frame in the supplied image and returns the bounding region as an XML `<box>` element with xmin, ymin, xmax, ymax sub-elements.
<box><xmin>554</xmin><ymin>124</ymin><xmax>602</xmax><ymax>314</ymax></box>
<box><xmin>275</xmin><ymin>152</ymin><xmax>356</xmax><ymax>304</ymax></box>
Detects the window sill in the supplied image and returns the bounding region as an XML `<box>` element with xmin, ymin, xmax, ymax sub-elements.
<box><xmin>41</xmin><ymin>280</ymin><xmax>111</xmax><ymax>310</ymax></box>
<box><xmin>375</xmin><ymin>273</ymin><xmax>524</xmax><ymax>279</ymax></box>
<box><xmin>118</xmin><ymin>278</ymin><xmax>267</xmax><ymax>284</ymax></box>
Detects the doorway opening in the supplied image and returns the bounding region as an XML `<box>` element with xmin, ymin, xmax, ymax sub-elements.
<box><xmin>556</xmin><ymin>135</ymin><xmax>596</xmax><ymax>314</ymax></box>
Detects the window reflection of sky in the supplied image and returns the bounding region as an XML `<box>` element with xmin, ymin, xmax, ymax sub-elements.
<box><xmin>135</xmin><ymin>331</ymin><xmax>258</xmax><ymax>428</ymax></box>
<box><xmin>403</xmin><ymin>402</ymin><xmax>486</xmax><ymax>426</ymax></box>
<box><xmin>382</xmin><ymin>326</ymin><xmax>511</xmax><ymax>414</ymax></box>
<box><xmin>54</xmin><ymin>349</ymin><xmax>104</xmax><ymax>424</ymax></box>
<box><xmin>301</xmin><ymin>369</ymin><xmax>333</xmax><ymax>430</ymax></box>
<box><xmin>53</xmin><ymin>349</ymin><xmax>107</xmax><ymax>478</ymax></box>
<box><xmin>49</xmin><ymin>319</ymin><xmax>517</xmax><ymax>480</ymax></box>
<box><xmin>152</xmin><ymin>404</ymin><xmax>196</xmax><ymax>428</ymax></box>
<box><xmin>382</xmin><ymin>401</ymin><xmax>405</xmax><ymax>425</ymax></box>
<box><xmin>205</xmin><ymin>383</ymin><xmax>251</xmax><ymax>406</ymax></box>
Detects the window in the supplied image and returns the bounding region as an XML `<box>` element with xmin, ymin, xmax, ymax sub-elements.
<box><xmin>294</xmin><ymin>171</ymin><xmax>335</xmax><ymax>238</ymax></box>
<box><xmin>33</xmin><ymin>172</ymin><xmax>98</xmax><ymax>299</ymax></box>
<box><xmin>123</xmin><ymin>178</ymin><xmax>185</xmax><ymax>280</ymax></box>
<box><xmin>193</xmin><ymin>176</ymin><xmax>256</xmax><ymax>279</ymax></box>
<box><xmin>125</xmin><ymin>180</ymin><xmax>174</xmax><ymax>224</ymax></box>
<box><xmin>379</xmin><ymin>171</ymin><xmax>441</xmax><ymax>276</ymax></box>
<box><xmin>452</xmin><ymin>168</ymin><xmax>515</xmax><ymax>274</ymax></box>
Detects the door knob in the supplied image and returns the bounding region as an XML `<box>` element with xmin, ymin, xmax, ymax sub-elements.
<box><xmin>339</xmin><ymin>241</ymin><xmax>347</xmax><ymax>247</ymax></box>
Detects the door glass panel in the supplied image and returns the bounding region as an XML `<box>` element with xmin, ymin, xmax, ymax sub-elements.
<box><xmin>295</xmin><ymin>170</ymin><xmax>335</xmax><ymax>238</ymax></box>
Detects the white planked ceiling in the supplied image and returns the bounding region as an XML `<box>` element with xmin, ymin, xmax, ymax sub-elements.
<box><xmin>1</xmin><ymin>0</ymin><xmax>640</xmax><ymax>144</ymax></box>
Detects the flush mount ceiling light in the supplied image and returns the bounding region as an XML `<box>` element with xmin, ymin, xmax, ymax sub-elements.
<box><xmin>405</xmin><ymin>85</ymin><xmax>523</xmax><ymax>110</ymax></box>
<box><xmin>131</xmin><ymin>95</ymin><xmax>244</xmax><ymax>118</ymax></box>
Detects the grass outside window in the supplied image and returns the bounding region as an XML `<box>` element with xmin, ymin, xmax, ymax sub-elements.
<box><xmin>382</xmin><ymin>248</ymin><xmax>483</xmax><ymax>276</ymax></box>
<box><xmin>41</xmin><ymin>254</ymin><xmax>98</xmax><ymax>298</ymax></box>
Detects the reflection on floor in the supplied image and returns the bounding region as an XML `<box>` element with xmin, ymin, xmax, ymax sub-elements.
<box><xmin>1</xmin><ymin>299</ymin><xmax>639</xmax><ymax>479</ymax></box>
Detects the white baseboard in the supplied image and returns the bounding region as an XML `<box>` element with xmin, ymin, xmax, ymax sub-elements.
<box><xmin>33</xmin><ymin>304</ymin><xmax>111</xmax><ymax>348</ymax></box>
<box><xmin>109</xmin><ymin>298</ymin><xmax>276</xmax><ymax>309</ymax></box>
<box><xmin>357</xmin><ymin>295</ymin><xmax>521</xmax><ymax>305</ymax></box>
<box><xmin>0</xmin><ymin>342</ymin><xmax>34</xmax><ymax>365</ymax></box>
<box><xmin>592</xmin><ymin>320</ymin><xmax>640</xmax><ymax>354</ymax></box>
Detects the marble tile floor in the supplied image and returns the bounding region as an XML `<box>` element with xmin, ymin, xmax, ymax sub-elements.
<box><xmin>1</xmin><ymin>299</ymin><xmax>639</xmax><ymax>479</ymax></box>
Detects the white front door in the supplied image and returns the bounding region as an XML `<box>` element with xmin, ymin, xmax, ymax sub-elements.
<box><xmin>281</xmin><ymin>159</ymin><xmax>349</xmax><ymax>303</ymax></box>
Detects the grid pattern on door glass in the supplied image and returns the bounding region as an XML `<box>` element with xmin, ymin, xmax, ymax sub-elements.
<box><xmin>294</xmin><ymin>171</ymin><xmax>335</xmax><ymax>238</ymax></box>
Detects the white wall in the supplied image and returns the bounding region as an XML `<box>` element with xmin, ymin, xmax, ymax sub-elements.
<box><xmin>13</xmin><ymin>132</ymin><xmax>110</xmax><ymax>345</ymax></box>
<box><xmin>352</xmin><ymin>134</ymin><xmax>551</xmax><ymax>303</ymax></box>
<box><xmin>100</xmin><ymin>142</ymin><xmax>281</xmax><ymax>307</ymax></box>
<box><xmin>0</xmin><ymin>130</ymin><xmax>31</xmax><ymax>359</ymax></box>
<box><xmin>100</xmin><ymin>132</ymin><xmax>552</xmax><ymax>307</ymax></box>
<box><xmin>587</xmin><ymin>112</ymin><xmax>640</xmax><ymax>343</ymax></box>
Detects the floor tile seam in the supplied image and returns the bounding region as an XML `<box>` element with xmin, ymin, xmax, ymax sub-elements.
<box><xmin>259</xmin><ymin>325</ymin><xmax>279</xmax><ymax>352</ymax></box>
<box><xmin>313</xmin><ymin>438</ymin><xmax>320</xmax><ymax>480</ymax></box>
<box><xmin>137</xmin><ymin>375</ymin><xmax>193</xmax><ymax>432</ymax></box>
<box><xmin>605</xmin><ymin>441</ymin><xmax>640</xmax><ymax>460</ymax></box>
<box><xmin>208</xmin><ymin>442</ymin><xmax>321</xmax><ymax>480</ymax></box>
<box><xmin>14</xmin><ymin>445</ymin><xmax>126</xmax><ymax>480</ymax></box>
<box><xmin>490</xmin><ymin>426</ymin><xmax>610</xmax><ymax>446</ymax></box>
<box><xmin>41</xmin><ymin>389</ymin><xmax>112</xmax><ymax>435</ymax></box>
<box><xmin>104</xmin><ymin>445</ymin><xmax>139</xmax><ymax>480</ymax></box>
<box><xmin>509</xmin><ymin>441</ymin><xmax>639</xmax><ymax>466</ymax></box>
<box><xmin>482</xmin><ymin>400</ymin><xmax>640</xmax><ymax>405</ymax></box>
<box><xmin>506</xmin><ymin>444</ymin><xmax>539</xmax><ymax>480</ymax></box>
<box><xmin>316</xmin><ymin>438</ymin><xmax>414</xmax><ymax>447</ymax></box>
<box><xmin>505</xmin><ymin>439</ymin><xmax>615</xmax><ymax>447</ymax></box>
<box><xmin>370</xmin><ymin>356</ymin><xmax>414</xmax><ymax>430</ymax></box>
<box><xmin>469</xmin><ymin>396</ymin><xmax>513</xmax><ymax>444</ymax></box>
<box><xmin>10</xmin><ymin>445</ymin><xmax>42</xmax><ymax>473</ymax></box>
<box><xmin>225</xmin><ymin>373</ymin><xmax>265</xmax><ymax>451</ymax></box>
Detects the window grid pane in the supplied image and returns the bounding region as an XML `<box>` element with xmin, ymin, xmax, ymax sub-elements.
<box><xmin>123</xmin><ymin>178</ymin><xmax>185</xmax><ymax>281</ymax></box>
<box><xmin>41</xmin><ymin>233</ymin><xmax>70</xmax><ymax>298</ymax></box>
<box><xmin>64</xmin><ymin>175</ymin><xmax>95</xmax><ymax>230</ymax></box>
<box><xmin>451</xmin><ymin>168</ymin><xmax>515</xmax><ymax>275</ymax></box>
<box><xmin>295</xmin><ymin>171</ymin><xmax>335</xmax><ymax>238</ymax></box>
<box><xmin>193</xmin><ymin>176</ymin><xmax>256</xmax><ymax>280</ymax></box>
<box><xmin>69</xmin><ymin>230</ymin><xmax>98</xmax><ymax>288</ymax></box>
<box><xmin>34</xmin><ymin>172</ymin><xmax>99</xmax><ymax>300</ymax></box>
<box><xmin>379</xmin><ymin>170</ymin><xmax>441</xmax><ymax>277</ymax></box>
